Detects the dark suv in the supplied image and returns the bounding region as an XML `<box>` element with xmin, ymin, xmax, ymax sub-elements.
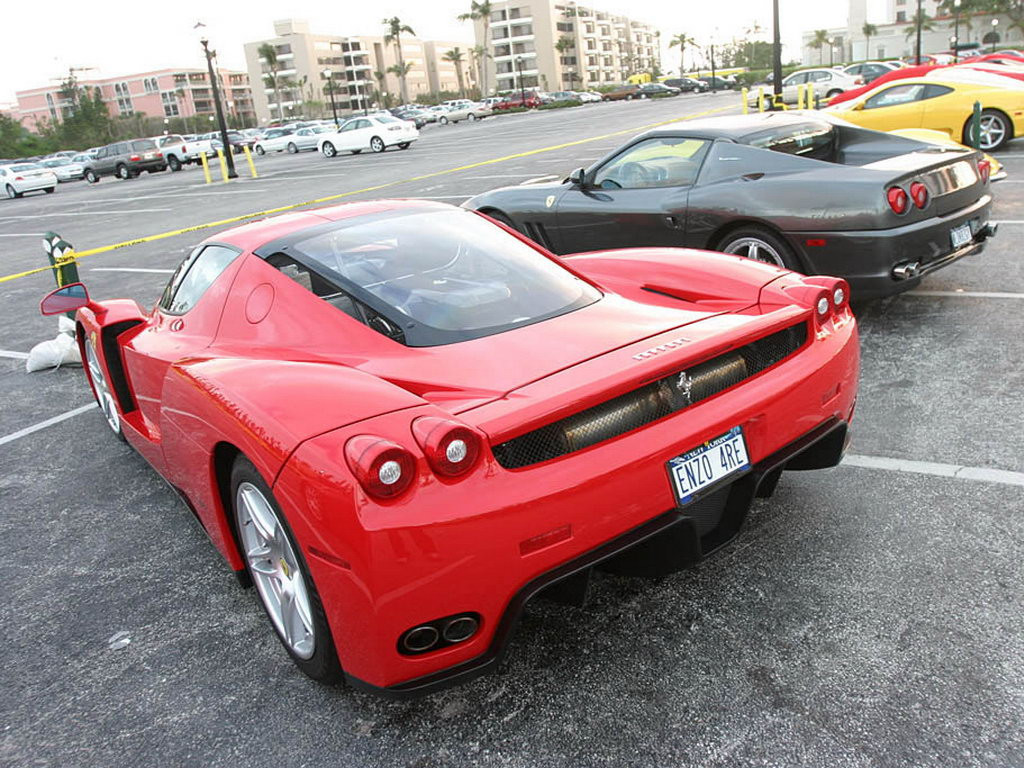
<box><xmin>83</xmin><ymin>139</ymin><xmax>166</xmax><ymax>183</ymax></box>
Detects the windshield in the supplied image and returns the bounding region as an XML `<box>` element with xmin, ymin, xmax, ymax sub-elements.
<box><xmin>43</xmin><ymin>159</ymin><xmax>71</xmax><ymax>167</ymax></box>
<box><xmin>11</xmin><ymin>164</ymin><xmax>41</xmax><ymax>171</ymax></box>
<box><xmin>277</xmin><ymin>208</ymin><xmax>601</xmax><ymax>346</ymax></box>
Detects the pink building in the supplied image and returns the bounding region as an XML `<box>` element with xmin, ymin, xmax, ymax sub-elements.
<box><xmin>15</xmin><ymin>67</ymin><xmax>255</xmax><ymax>131</ymax></box>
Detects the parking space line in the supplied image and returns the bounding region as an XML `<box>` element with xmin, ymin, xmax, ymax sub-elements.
<box><xmin>843</xmin><ymin>454</ymin><xmax>1024</xmax><ymax>487</ymax></box>
<box><xmin>91</xmin><ymin>267</ymin><xmax>174</xmax><ymax>274</ymax></box>
<box><xmin>0</xmin><ymin>233</ymin><xmax>46</xmax><ymax>237</ymax></box>
<box><xmin>908</xmin><ymin>290</ymin><xmax>1024</xmax><ymax>299</ymax></box>
<box><xmin>0</xmin><ymin>350</ymin><xmax>29</xmax><ymax>360</ymax></box>
<box><xmin>0</xmin><ymin>209</ymin><xmax>172</xmax><ymax>221</ymax></box>
<box><xmin>0</xmin><ymin>403</ymin><xmax>96</xmax><ymax>447</ymax></box>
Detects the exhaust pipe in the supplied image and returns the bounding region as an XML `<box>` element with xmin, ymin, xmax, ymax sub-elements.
<box><xmin>892</xmin><ymin>262</ymin><xmax>920</xmax><ymax>280</ymax></box>
<box><xmin>982</xmin><ymin>222</ymin><xmax>999</xmax><ymax>240</ymax></box>
<box><xmin>401</xmin><ymin>625</ymin><xmax>440</xmax><ymax>653</ymax></box>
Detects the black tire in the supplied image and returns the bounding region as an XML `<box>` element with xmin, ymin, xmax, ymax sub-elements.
<box><xmin>468</xmin><ymin>113</ymin><xmax>478</xmax><ymax>121</ymax></box>
<box><xmin>439</xmin><ymin>116</ymin><xmax>449</xmax><ymax>125</ymax></box>
<box><xmin>79</xmin><ymin>329</ymin><xmax>126</xmax><ymax>443</ymax></box>
<box><xmin>321</xmin><ymin>142</ymin><xmax>337</xmax><ymax>158</ymax></box>
<box><xmin>116</xmin><ymin>164</ymin><xmax>131</xmax><ymax>180</ymax></box>
<box><xmin>826</xmin><ymin>89</ymin><xmax>842</xmax><ymax>98</ymax></box>
<box><xmin>716</xmin><ymin>225</ymin><xmax>802</xmax><ymax>271</ymax></box>
<box><xmin>483</xmin><ymin>209</ymin><xmax>517</xmax><ymax>231</ymax></box>
<box><xmin>168</xmin><ymin>155</ymin><xmax>182</xmax><ymax>172</ymax></box>
<box><xmin>397</xmin><ymin>142</ymin><xmax>411</xmax><ymax>149</ymax></box>
<box><xmin>287</xmin><ymin>142</ymin><xmax>298</xmax><ymax>154</ymax></box>
<box><xmin>370</xmin><ymin>136</ymin><xmax>385</xmax><ymax>153</ymax></box>
<box><xmin>255</xmin><ymin>145</ymin><xmax>266</xmax><ymax>156</ymax></box>
<box><xmin>5</xmin><ymin>184</ymin><xmax>21</xmax><ymax>199</ymax></box>
<box><xmin>45</xmin><ymin>187</ymin><xmax>55</xmax><ymax>194</ymax></box>
<box><xmin>351</xmin><ymin>149</ymin><xmax>362</xmax><ymax>155</ymax></box>
<box><xmin>965</xmin><ymin>108</ymin><xmax>1013</xmax><ymax>151</ymax></box>
<box><xmin>230</xmin><ymin>456</ymin><xmax>344</xmax><ymax>684</ymax></box>
<box><xmin>85</xmin><ymin>169</ymin><xmax>99</xmax><ymax>184</ymax></box>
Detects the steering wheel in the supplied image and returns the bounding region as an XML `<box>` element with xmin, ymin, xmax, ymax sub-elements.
<box><xmin>619</xmin><ymin>161</ymin><xmax>650</xmax><ymax>187</ymax></box>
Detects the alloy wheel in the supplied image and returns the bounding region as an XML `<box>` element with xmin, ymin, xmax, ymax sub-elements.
<box><xmin>5</xmin><ymin>184</ymin><xmax>15</xmax><ymax>199</ymax></box>
<box><xmin>978</xmin><ymin>114</ymin><xmax>1007</xmax><ymax>151</ymax></box>
<box><xmin>236</xmin><ymin>482</ymin><xmax>315</xmax><ymax>660</ymax></box>
<box><xmin>84</xmin><ymin>341</ymin><xmax>121</xmax><ymax>434</ymax></box>
<box><xmin>721</xmin><ymin>236</ymin><xmax>786</xmax><ymax>267</ymax></box>
<box><xmin>322</xmin><ymin>142</ymin><xmax>336</xmax><ymax>158</ymax></box>
<box><xmin>370</xmin><ymin>137</ymin><xmax>385</xmax><ymax>153</ymax></box>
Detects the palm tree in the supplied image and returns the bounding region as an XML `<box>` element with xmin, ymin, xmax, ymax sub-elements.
<box><xmin>668</xmin><ymin>33</ymin><xmax>696</xmax><ymax>77</ymax></box>
<box><xmin>809</xmin><ymin>29</ymin><xmax>830</xmax><ymax>65</ymax></box>
<box><xmin>861</xmin><ymin>22</ymin><xmax>878</xmax><ymax>60</ymax></box>
<box><xmin>469</xmin><ymin>44</ymin><xmax>489</xmax><ymax>95</ymax></box>
<box><xmin>383</xmin><ymin>17</ymin><xmax>416</xmax><ymax>104</ymax></box>
<box><xmin>387</xmin><ymin>61</ymin><xmax>414</xmax><ymax>102</ymax></box>
<box><xmin>457</xmin><ymin>1</ymin><xmax>493</xmax><ymax>96</ymax></box>
<box><xmin>905</xmin><ymin>10</ymin><xmax>935</xmax><ymax>39</ymax></box>
<box><xmin>443</xmin><ymin>48</ymin><xmax>468</xmax><ymax>97</ymax></box>
<box><xmin>258</xmin><ymin>42</ymin><xmax>285</xmax><ymax>121</ymax></box>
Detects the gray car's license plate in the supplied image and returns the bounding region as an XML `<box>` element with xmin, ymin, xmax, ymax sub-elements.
<box><xmin>950</xmin><ymin>223</ymin><xmax>972</xmax><ymax>249</ymax></box>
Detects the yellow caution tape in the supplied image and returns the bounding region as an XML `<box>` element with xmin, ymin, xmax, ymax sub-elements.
<box><xmin>0</xmin><ymin>104</ymin><xmax>737</xmax><ymax>286</ymax></box>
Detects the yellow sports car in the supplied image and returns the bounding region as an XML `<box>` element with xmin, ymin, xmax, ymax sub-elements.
<box><xmin>827</xmin><ymin>78</ymin><xmax>1024</xmax><ymax>150</ymax></box>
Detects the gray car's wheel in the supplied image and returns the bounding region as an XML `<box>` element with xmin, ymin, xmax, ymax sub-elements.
<box><xmin>85</xmin><ymin>169</ymin><xmax>99</xmax><ymax>184</ymax></box>
<box><xmin>287</xmin><ymin>142</ymin><xmax>298</xmax><ymax>154</ymax></box>
<box><xmin>82</xmin><ymin>336</ymin><xmax>125</xmax><ymax>441</ymax></box>
<box><xmin>116</xmin><ymin>164</ymin><xmax>131</xmax><ymax>180</ymax></box>
<box><xmin>321</xmin><ymin>142</ymin><xmax>337</xmax><ymax>158</ymax></box>
<box><xmin>717</xmin><ymin>226</ymin><xmax>801</xmax><ymax>271</ymax></box>
<box><xmin>370</xmin><ymin>136</ymin><xmax>385</xmax><ymax>153</ymax></box>
<box><xmin>255</xmin><ymin>145</ymin><xmax>265</xmax><ymax>155</ymax></box>
<box><xmin>468</xmin><ymin>113</ymin><xmax>478</xmax><ymax>121</ymax></box>
<box><xmin>231</xmin><ymin>457</ymin><xmax>343</xmax><ymax>683</ymax></box>
<box><xmin>45</xmin><ymin>187</ymin><xmax>55</xmax><ymax>194</ymax></box>
<box><xmin>968</xmin><ymin>109</ymin><xmax>1012</xmax><ymax>151</ymax></box>
<box><xmin>6</xmin><ymin>184</ymin><xmax>21</xmax><ymax>199</ymax></box>
<box><xmin>439</xmin><ymin>115</ymin><xmax>449</xmax><ymax>125</ymax></box>
<box><xmin>168</xmin><ymin>155</ymin><xmax>182</xmax><ymax>172</ymax></box>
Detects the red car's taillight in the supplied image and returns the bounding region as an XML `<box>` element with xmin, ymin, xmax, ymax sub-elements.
<box><xmin>887</xmin><ymin>186</ymin><xmax>909</xmax><ymax>214</ymax></box>
<box><xmin>978</xmin><ymin>158</ymin><xmax>991</xmax><ymax>183</ymax></box>
<box><xmin>345</xmin><ymin>435</ymin><xmax>416</xmax><ymax>498</ymax></box>
<box><xmin>909</xmin><ymin>181</ymin><xmax>929</xmax><ymax>209</ymax></box>
<box><xmin>412</xmin><ymin>416</ymin><xmax>482</xmax><ymax>478</ymax></box>
<box><xmin>804</xmin><ymin>276</ymin><xmax>851</xmax><ymax>322</ymax></box>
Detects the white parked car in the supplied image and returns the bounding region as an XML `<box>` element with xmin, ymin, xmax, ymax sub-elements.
<box><xmin>750</xmin><ymin>68</ymin><xmax>863</xmax><ymax>105</ymax></box>
<box><xmin>574</xmin><ymin>91</ymin><xmax>603</xmax><ymax>103</ymax></box>
<box><xmin>40</xmin><ymin>157</ymin><xmax>84</xmax><ymax>182</ymax></box>
<box><xmin>437</xmin><ymin>102</ymin><xmax>493</xmax><ymax>124</ymax></box>
<box><xmin>0</xmin><ymin>163</ymin><xmax>58</xmax><ymax>198</ymax></box>
<box><xmin>149</xmin><ymin>134</ymin><xmax>199</xmax><ymax>171</ymax></box>
<box><xmin>288</xmin><ymin>125</ymin><xmax>336</xmax><ymax>152</ymax></box>
<box><xmin>253</xmin><ymin>128</ymin><xmax>297</xmax><ymax>155</ymax></box>
<box><xmin>318</xmin><ymin>115</ymin><xmax>419</xmax><ymax>156</ymax></box>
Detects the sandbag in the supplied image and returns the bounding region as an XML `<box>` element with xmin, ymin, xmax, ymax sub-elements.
<box><xmin>26</xmin><ymin>317</ymin><xmax>82</xmax><ymax>372</ymax></box>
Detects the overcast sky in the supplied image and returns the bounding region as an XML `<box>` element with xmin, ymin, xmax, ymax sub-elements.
<box><xmin>1</xmin><ymin>0</ymin><xmax>888</xmax><ymax>103</ymax></box>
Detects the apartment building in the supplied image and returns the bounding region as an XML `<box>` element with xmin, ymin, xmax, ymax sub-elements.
<box><xmin>244</xmin><ymin>20</ymin><xmax>473</xmax><ymax>124</ymax></box>
<box><xmin>15</xmin><ymin>68</ymin><xmax>255</xmax><ymax>130</ymax></box>
<box><xmin>470</xmin><ymin>0</ymin><xmax>662</xmax><ymax>94</ymax></box>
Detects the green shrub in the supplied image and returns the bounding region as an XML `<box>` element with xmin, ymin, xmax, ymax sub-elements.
<box><xmin>537</xmin><ymin>100</ymin><xmax>583</xmax><ymax>110</ymax></box>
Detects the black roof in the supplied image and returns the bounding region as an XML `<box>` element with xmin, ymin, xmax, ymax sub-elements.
<box><xmin>640</xmin><ymin>112</ymin><xmax>836</xmax><ymax>142</ymax></box>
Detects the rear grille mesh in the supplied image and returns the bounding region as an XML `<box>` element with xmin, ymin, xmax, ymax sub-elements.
<box><xmin>491</xmin><ymin>322</ymin><xmax>808</xmax><ymax>470</ymax></box>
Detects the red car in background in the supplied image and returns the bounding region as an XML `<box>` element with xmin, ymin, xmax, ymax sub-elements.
<box><xmin>42</xmin><ymin>200</ymin><xmax>859</xmax><ymax>697</ymax></box>
<box><xmin>493</xmin><ymin>92</ymin><xmax>542</xmax><ymax>109</ymax></box>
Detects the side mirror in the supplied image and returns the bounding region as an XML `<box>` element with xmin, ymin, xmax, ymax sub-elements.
<box><xmin>40</xmin><ymin>282</ymin><xmax>90</xmax><ymax>316</ymax></box>
<box><xmin>569</xmin><ymin>167</ymin><xmax>587</xmax><ymax>187</ymax></box>
<box><xmin>851</xmin><ymin>102</ymin><xmax>865</xmax><ymax>111</ymax></box>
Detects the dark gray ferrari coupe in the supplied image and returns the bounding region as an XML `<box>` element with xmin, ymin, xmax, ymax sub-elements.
<box><xmin>463</xmin><ymin>112</ymin><xmax>997</xmax><ymax>299</ymax></box>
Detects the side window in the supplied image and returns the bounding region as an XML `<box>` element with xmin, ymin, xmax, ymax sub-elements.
<box><xmin>355</xmin><ymin>119</ymin><xmax>371</xmax><ymax>130</ymax></box>
<box><xmin>923</xmin><ymin>84</ymin><xmax>953</xmax><ymax>100</ymax></box>
<box><xmin>159</xmin><ymin>245</ymin><xmax>240</xmax><ymax>315</ymax></box>
<box><xmin>864</xmin><ymin>83</ymin><xmax>927</xmax><ymax>109</ymax></box>
<box><xmin>339</xmin><ymin>122</ymin><xmax>357</xmax><ymax>132</ymax></box>
<box><xmin>592</xmin><ymin>137</ymin><xmax>710</xmax><ymax>190</ymax></box>
<box><xmin>785</xmin><ymin>72</ymin><xmax>807</xmax><ymax>85</ymax></box>
<box><xmin>810</xmin><ymin>71</ymin><xmax>831</xmax><ymax>82</ymax></box>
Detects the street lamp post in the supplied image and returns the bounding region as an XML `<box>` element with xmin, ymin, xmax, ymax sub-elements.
<box><xmin>772</xmin><ymin>0</ymin><xmax>783</xmax><ymax>101</ymax></box>
<box><xmin>991</xmin><ymin>18</ymin><xmax>1000</xmax><ymax>52</ymax></box>
<box><xmin>323</xmin><ymin>69</ymin><xmax>339</xmax><ymax>127</ymax></box>
<box><xmin>828</xmin><ymin>37</ymin><xmax>835</xmax><ymax>66</ymax></box>
<box><xmin>953</xmin><ymin>0</ymin><xmax>962</xmax><ymax>62</ymax></box>
<box><xmin>199</xmin><ymin>36</ymin><xmax>237</xmax><ymax>179</ymax></box>
<box><xmin>515</xmin><ymin>56</ymin><xmax>526</xmax><ymax>104</ymax></box>
<box><xmin>709</xmin><ymin>44</ymin><xmax>716</xmax><ymax>92</ymax></box>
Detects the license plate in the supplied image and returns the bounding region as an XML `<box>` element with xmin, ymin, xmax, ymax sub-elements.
<box><xmin>144</xmin><ymin>152</ymin><xmax>155</xmax><ymax>160</ymax></box>
<box><xmin>667</xmin><ymin>426</ymin><xmax>750</xmax><ymax>505</ymax></box>
<box><xmin>950</xmin><ymin>223</ymin><xmax>972</xmax><ymax>249</ymax></box>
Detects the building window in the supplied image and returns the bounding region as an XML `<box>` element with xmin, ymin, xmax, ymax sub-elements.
<box><xmin>560</xmin><ymin>56</ymin><xmax>577</xmax><ymax>65</ymax></box>
<box><xmin>275</xmin><ymin>44</ymin><xmax>292</xmax><ymax>54</ymax></box>
<box><xmin>495</xmin><ymin>44</ymin><xmax>511</xmax><ymax>57</ymax></box>
<box><xmin>510</xmin><ymin>23</ymin><xmax>532</xmax><ymax>36</ymax></box>
<box><xmin>143</xmin><ymin>77</ymin><xmax>159</xmax><ymax>93</ymax></box>
<box><xmin>896</xmin><ymin>10</ymin><xmax>906</xmax><ymax>21</ymax></box>
<box><xmin>161</xmin><ymin>92</ymin><xmax>180</xmax><ymax>116</ymax></box>
<box><xmin>877</xmin><ymin>46</ymin><xmax>886</xmax><ymax>58</ymax></box>
<box><xmin>491</xmin><ymin>9</ymin><xmax>507</xmax><ymax>21</ymax></box>
<box><xmin>557</xmin><ymin>22</ymin><xmax>573</xmax><ymax>32</ymax></box>
<box><xmin>492</xmin><ymin>27</ymin><xmax>509</xmax><ymax>40</ymax></box>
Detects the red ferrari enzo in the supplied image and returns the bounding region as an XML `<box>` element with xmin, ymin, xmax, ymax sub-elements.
<box><xmin>42</xmin><ymin>200</ymin><xmax>859</xmax><ymax>697</ymax></box>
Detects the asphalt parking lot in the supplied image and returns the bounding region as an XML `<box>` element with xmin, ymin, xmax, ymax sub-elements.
<box><xmin>2</xmin><ymin>92</ymin><xmax>1023</xmax><ymax>767</ymax></box>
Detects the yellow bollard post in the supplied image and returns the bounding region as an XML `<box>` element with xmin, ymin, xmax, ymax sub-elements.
<box><xmin>199</xmin><ymin>151</ymin><xmax>212</xmax><ymax>185</ymax></box>
<box><xmin>798</xmin><ymin>84</ymin><xmax>806</xmax><ymax>110</ymax></box>
<box><xmin>242</xmin><ymin>145</ymin><xmax>259</xmax><ymax>178</ymax></box>
<box><xmin>741</xmin><ymin>87</ymin><xmax>749</xmax><ymax>115</ymax></box>
<box><xmin>216</xmin><ymin>148</ymin><xmax>229</xmax><ymax>183</ymax></box>
<box><xmin>758</xmin><ymin>86</ymin><xmax>765</xmax><ymax>113</ymax></box>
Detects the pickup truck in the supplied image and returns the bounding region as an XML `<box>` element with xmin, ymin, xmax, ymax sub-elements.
<box><xmin>149</xmin><ymin>134</ymin><xmax>199</xmax><ymax>172</ymax></box>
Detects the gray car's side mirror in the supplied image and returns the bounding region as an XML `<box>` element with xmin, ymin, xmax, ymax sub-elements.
<box><xmin>569</xmin><ymin>167</ymin><xmax>587</xmax><ymax>187</ymax></box>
